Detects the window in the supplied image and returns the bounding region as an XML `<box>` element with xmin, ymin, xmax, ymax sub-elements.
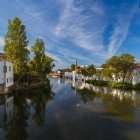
<box><xmin>9</xmin><ymin>66</ymin><xmax>11</xmax><ymax>71</ymax></box>
<box><xmin>7</xmin><ymin>78</ymin><xmax>8</xmax><ymax>83</ymax></box>
<box><xmin>3</xmin><ymin>66</ymin><xmax>7</xmax><ymax>73</ymax></box>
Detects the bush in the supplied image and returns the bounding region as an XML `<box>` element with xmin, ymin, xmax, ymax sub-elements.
<box><xmin>86</xmin><ymin>80</ymin><xmax>133</xmax><ymax>90</ymax></box>
<box><xmin>86</xmin><ymin>80</ymin><xmax>109</xmax><ymax>86</ymax></box>
<box><xmin>108</xmin><ymin>82</ymin><xmax>132</xmax><ymax>89</ymax></box>
<box><xmin>133</xmin><ymin>83</ymin><xmax>140</xmax><ymax>89</ymax></box>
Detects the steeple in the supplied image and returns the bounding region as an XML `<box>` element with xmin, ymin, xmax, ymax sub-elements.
<box><xmin>75</xmin><ymin>59</ymin><xmax>77</xmax><ymax>72</ymax></box>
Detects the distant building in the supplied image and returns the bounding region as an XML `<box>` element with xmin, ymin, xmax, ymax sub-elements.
<box><xmin>0</xmin><ymin>54</ymin><xmax>13</xmax><ymax>90</ymax></box>
<box><xmin>64</xmin><ymin>71</ymin><xmax>73</xmax><ymax>78</ymax></box>
<box><xmin>72</xmin><ymin>59</ymin><xmax>84</xmax><ymax>81</ymax></box>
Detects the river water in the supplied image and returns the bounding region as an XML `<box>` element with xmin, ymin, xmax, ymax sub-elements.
<box><xmin>0</xmin><ymin>78</ymin><xmax>140</xmax><ymax>140</ymax></box>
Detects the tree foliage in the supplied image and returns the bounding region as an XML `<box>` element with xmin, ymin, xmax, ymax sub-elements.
<box><xmin>102</xmin><ymin>54</ymin><xmax>136</xmax><ymax>82</ymax></box>
<box><xmin>29</xmin><ymin>38</ymin><xmax>54</xmax><ymax>81</ymax></box>
<box><xmin>4</xmin><ymin>17</ymin><xmax>29</xmax><ymax>77</ymax></box>
<box><xmin>80</xmin><ymin>65</ymin><xmax>95</xmax><ymax>77</ymax></box>
<box><xmin>87</xmin><ymin>65</ymin><xmax>96</xmax><ymax>77</ymax></box>
<box><xmin>71</xmin><ymin>64</ymin><xmax>75</xmax><ymax>71</ymax></box>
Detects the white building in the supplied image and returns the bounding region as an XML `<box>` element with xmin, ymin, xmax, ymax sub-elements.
<box><xmin>64</xmin><ymin>72</ymin><xmax>73</xmax><ymax>78</ymax></box>
<box><xmin>0</xmin><ymin>56</ymin><xmax>13</xmax><ymax>89</ymax></box>
<box><xmin>132</xmin><ymin>64</ymin><xmax>140</xmax><ymax>85</ymax></box>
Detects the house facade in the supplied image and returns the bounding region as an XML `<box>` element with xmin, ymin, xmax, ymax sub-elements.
<box><xmin>132</xmin><ymin>64</ymin><xmax>140</xmax><ymax>85</ymax></box>
<box><xmin>0</xmin><ymin>56</ymin><xmax>13</xmax><ymax>89</ymax></box>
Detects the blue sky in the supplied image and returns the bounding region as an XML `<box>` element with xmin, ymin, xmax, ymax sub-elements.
<box><xmin>0</xmin><ymin>0</ymin><xmax>140</xmax><ymax>69</ymax></box>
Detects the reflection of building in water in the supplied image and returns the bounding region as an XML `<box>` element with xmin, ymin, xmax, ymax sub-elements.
<box><xmin>57</xmin><ymin>78</ymin><xmax>65</xmax><ymax>84</ymax></box>
<box><xmin>0</xmin><ymin>94</ymin><xmax>14</xmax><ymax>128</ymax></box>
<box><xmin>57</xmin><ymin>78</ymin><xmax>72</xmax><ymax>84</ymax></box>
<box><xmin>72</xmin><ymin>81</ymin><xmax>140</xmax><ymax>107</ymax></box>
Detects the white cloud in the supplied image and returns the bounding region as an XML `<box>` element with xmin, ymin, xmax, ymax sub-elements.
<box><xmin>0</xmin><ymin>0</ymin><xmax>139</xmax><ymax>68</ymax></box>
<box><xmin>46</xmin><ymin>51</ymin><xmax>69</xmax><ymax>67</ymax></box>
<box><xmin>0</xmin><ymin>37</ymin><xmax>4</xmax><ymax>46</ymax></box>
<box><xmin>55</xmin><ymin>0</ymin><xmax>139</xmax><ymax>61</ymax></box>
<box><xmin>108</xmin><ymin>3</ymin><xmax>139</xmax><ymax>56</ymax></box>
<box><xmin>54</xmin><ymin>0</ymin><xmax>107</xmax><ymax>56</ymax></box>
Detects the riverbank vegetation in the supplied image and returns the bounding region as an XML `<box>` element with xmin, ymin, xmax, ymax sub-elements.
<box><xmin>3</xmin><ymin>17</ymin><xmax>54</xmax><ymax>89</ymax></box>
<box><xmin>77</xmin><ymin>53</ymin><xmax>140</xmax><ymax>90</ymax></box>
<box><xmin>86</xmin><ymin>80</ymin><xmax>140</xmax><ymax>90</ymax></box>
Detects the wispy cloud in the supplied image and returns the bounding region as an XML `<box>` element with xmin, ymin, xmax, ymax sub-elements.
<box><xmin>55</xmin><ymin>0</ymin><xmax>139</xmax><ymax>60</ymax></box>
<box><xmin>0</xmin><ymin>37</ymin><xmax>4</xmax><ymax>46</ymax></box>
<box><xmin>54</xmin><ymin>0</ymin><xmax>107</xmax><ymax>56</ymax></box>
<box><xmin>108</xmin><ymin>3</ymin><xmax>139</xmax><ymax>56</ymax></box>
<box><xmin>0</xmin><ymin>0</ymin><xmax>139</xmax><ymax>68</ymax></box>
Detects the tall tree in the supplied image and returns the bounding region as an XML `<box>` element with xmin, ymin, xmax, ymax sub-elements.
<box><xmin>4</xmin><ymin>17</ymin><xmax>29</xmax><ymax>78</ymax></box>
<box><xmin>118</xmin><ymin>54</ymin><xmax>136</xmax><ymax>82</ymax></box>
<box><xmin>71</xmin><ymin>64</ymin><xmax>75</xmax><ymax>71</ymax></box>
<box><xmin>29</xmin><ymin>38</ymin><xmax>54</xmax><ymax>81</ymax></box>
<box><xmin>87</xmin><ymin>65</ymin><xmax>96</xmax><ymax>77</ymax></box>
<box><xmin>102</xmin><ymin>56</ymin><xmax>119</xmax><ymax>80</ymax></box>
<box><xmin>102</xmin><ymin>54</ymin><xmax>136</xmax><ymax>82</ymax></box>
<box><xmin>80</xmin><ymin>65</ymin><xmax>95</xmax><ymax>77</ymax></box>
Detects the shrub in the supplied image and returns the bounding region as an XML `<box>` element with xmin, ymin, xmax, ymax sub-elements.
<box><xmin>86</xmin><ymin>80</ymin><xmax>109</xmax><ymax>86</ymax></box>
<box><xmin>133</xmin><ymin>83</ymin><xmax>140</xmax><ymax>89</ymax></box>
<box><xmin>108</xmin><ymin>82</ymin><xmax>132</xmax><ymax>89</ymax></box>
<box><xmin>86</xmin><ymin>80</ymin><xmax>133</xmax><ymax>89</ymax></box>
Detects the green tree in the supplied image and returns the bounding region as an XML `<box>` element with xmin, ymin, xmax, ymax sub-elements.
<box><xmin>95</xmin><ymin>69</ymin><xmax>102</xmax><ymax>80</ymax></box>
<box><xmin>71</xmin><ymin>64</ymin><xmax>75</xmax><ymax>71</ymax></box>
<box><xmin>80</xmin><ymin>67</ymin><xmax>88</xmax><ymax>77</ymax></box>
<box><xmin>103</xmin><ymin>54</ymin><xmax>136</xmax><ymax>82</ymax></box>
<box><xmin>118</xmin><ymin>54</ymin><xmax>136</xmax><ymax>82</ymax></box>
<box><xmin>87</xmin><ymin>65</ymin><xmax>96</xmax><ymax>77</ymax></box>
<box><xmin>80</xmin><ymin>65</ymin><xmax>95</xmax><ymax>77</ymax></box>
<box><xmin>29</xmin><ymin>38</ymin><xmax>54</xmax><ymax>81</ymax></box>
<box><xmin>4</xmin><ymin>17</ymin><xmax>29</xmax><ymax>79</ymax></box>
<box><xmin>102</xmin><ymin>56</ymin><xmax>119</xmax><ymax>80</ymax></box>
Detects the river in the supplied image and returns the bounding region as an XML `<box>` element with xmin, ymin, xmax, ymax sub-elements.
<box><xmin>0</xmin><ymin>78</ymin><xmax>140</xmax><ymax>140</ymax></box>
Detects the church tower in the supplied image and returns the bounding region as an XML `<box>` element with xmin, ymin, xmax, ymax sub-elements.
<box><xmin>75</xmin><ymin>59</ymin><xmax>77</xmax><ymax>73</ymax></box>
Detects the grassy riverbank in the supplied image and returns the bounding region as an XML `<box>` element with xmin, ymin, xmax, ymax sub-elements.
<box><xmin>86</xmin><ymin>80</ymin><xmax>140</xmax><ymax>90</ymax></box>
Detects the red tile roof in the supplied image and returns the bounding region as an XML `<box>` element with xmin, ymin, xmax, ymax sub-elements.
<box><xmin>136</xmin><ymin>63</ymin><xmax>140</xmax><ymax>68</ymax></box>
<box><xmin>0</xmin><ymin>56</ymin><xmax>12</xmax><ymax>62</ymax></box>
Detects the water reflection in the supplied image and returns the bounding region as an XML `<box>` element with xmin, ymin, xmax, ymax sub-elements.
<box><xmin>0</xmin><ymin>78</ymin><xmax>140</xmax><ymax>140</ymax></box>
<box><xmin>6</xmin><ymin>93</ymin><xmax>29</xmax><ymax>140</ymax></box>
<box><xmin>72</xmin><ymin>81</ymin><xmax>140</xmax><ymax>122</ymax></box>
<box><xmin>0</xmin><ymin>82</ymin><xmax>54</xmax><ymax>140</ymax></box>
<box><xmin>0</xmin><ymin>94</ymin><xmax>14</xmax><ymax>128</ymax></box>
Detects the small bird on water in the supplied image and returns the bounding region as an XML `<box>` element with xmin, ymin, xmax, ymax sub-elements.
<box><xmin>77</xmin><ymin>104</ymin><xmax>80</xmax><ymax>107</ymax></box>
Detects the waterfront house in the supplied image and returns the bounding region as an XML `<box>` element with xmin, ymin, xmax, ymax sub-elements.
<box><xmin>0</xmin><ymin>54</ymin><xmax>13</xmax><ymax>91</ymax></box>
<box><xmin>132</xmin><ymin>63</ymin><xmax>140</xmax><ymax>85</ymax></box>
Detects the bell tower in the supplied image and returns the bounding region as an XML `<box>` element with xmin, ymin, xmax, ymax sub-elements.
<box><xmin>75</xmin><ymin>59</ymin><xmax>77</xmax><ymax>73</ymax></box>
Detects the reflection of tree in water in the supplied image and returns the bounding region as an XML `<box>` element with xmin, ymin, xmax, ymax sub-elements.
<box><xmin>5</xmin><ymin>83</ymin><xmax>54</xmax><ymax>140</ymax></box>
<box><xmin>5</xmin><ymin>93</ymin><xmax>29</xmax><ymax>140</ymax></box>
<box><xmin>30</xmin><ymin>88</ymin><xmax>54</xmax><ymax>127</ymax></box>
<box><xmin>77</xmin><ymin>88</ymin><xmax>100</xmax><ymax>103</ymax></box>
<box><xmin>102</xmin><ymin>93</ymin><xmax>135</xmax><ymax>122</ymax></box>
<box><xmin>77</xmin><ymin>87</ymin><xmax>135</xmax><ymax>122</ymax></box>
